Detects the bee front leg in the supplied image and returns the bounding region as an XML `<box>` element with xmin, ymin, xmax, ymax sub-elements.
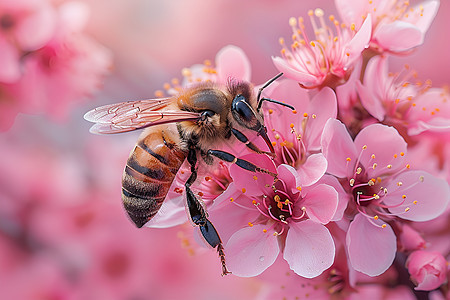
<box><xmin>231</xmin><ymin>128</ymin><xmax>275</xmax><ymax>157</ymax></box>
<box><xmin>207</xmin><ymin>149</ymin><xmax>277</xmax><ymax>178</ymax></box>
<box><xmin>185</xmin><ymin>148</ymin><xmax>230</xmax><ymax>276</ymax></box>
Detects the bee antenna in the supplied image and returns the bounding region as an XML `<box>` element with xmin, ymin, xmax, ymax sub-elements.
<box><xmin>257</xmin><ymin>73</ymin><xmax>294</xmax><ymax>111</ymax></box>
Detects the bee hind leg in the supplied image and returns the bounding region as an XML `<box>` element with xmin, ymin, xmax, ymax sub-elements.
<box><xmin>185</xmin><ymin>148</ymin><xmax>230</xmax><ymax>275</ymax></box>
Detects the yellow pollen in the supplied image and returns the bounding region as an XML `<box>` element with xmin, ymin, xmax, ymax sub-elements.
<box><xmin>381</xmin><ymin>224</ymin><xmax>387</xmax><ymax>228</ymax></box>
<box><xmin>230</xmin><ymin>197</ymin><xmax>234</xmax><ymax>202</ymax></box>
<box><xmin>310</xmin><ymin>41</ymin><xmax>316</xmax><ymax>47</ymax></box>
<box><xmin>253</xmin><ymin>175</ymin><xmax>258</xmax><ymax>180</ymax></box>
<box><xmin>402</xmin><ymin>195</ymin><xmax>407</xmax><ymax>199</ymax></box>
<box><xmin>271</xmin><ymin>141</ymin><xmax>277</xmax><ymax>146</ymax></box>
<box><xmin>374</xmin><ymin>194</ymin><xmax>380</xmax><ymax>200</ymax></box>
<box><xmin>387</xmin><ymin>164</ymin><xmax>392</xmax><ymax>169</ymax></box>
<box><xmin>303</xmin><ymin>113</ymin><xmax>308</xmax><ymax>117</ymax></box>
<box><xmin>279</xmin><ymin>37</ymin><xmax>285</xmax><ymax>45</ymax></box>
<box><xmin>346</xmin><ymin>52</ymin><xmax>350</xmax><ymax>57</ymax></box>
<box><xmin>356</xmin><ymin>167</ymin><xmax>362</xmax><ymax>174</ymax></box>
<box><xmin>284</xmin><ymin>199</ymin><xmax>290</xmax><ymax>205</ymax></box>
<box><xmin>277</xmin><ymin>202</ymin><xmax>283</xmax><ymax>209</ymax></box>
<box><xmin>315</xmin><ymin>8</ymin><xmax>324</xmax><ymax>17</ymax></box>
<box><xmin>163</xmin><ymin>83</ymin><xmax>171</xmax><ymax>90</ymax></box>
<box><xmin>329</xmin><ymin>15</ymin><xmax>335</xmax><ymax>21</ymax></box>
<box><xmin>362</xmin><ymin>145</ymin><xmax>367</xmax><ymax>150</ymax></box>
<box><xmin>273</xmin><ymin>232</ymin><xmax>278</xmax><ymax>236</ymax></box>
<box><xmin>301</xmin><ymin>206</ymin><xmax>306</xmax><ymax>211</ymax></box>
<box><xmin>394</xmin><ymin>154</ymin><xmax>398</xmax><ymax>158</ymax></box>
<box><xmin>274</xmin><ymin>195</ymin><xmax>281</xmax><ymax>202</ymax></box>
<box><xmin>377</xmin><ymin>177</ymin><xmax>382</xmax><ymax>183</ymax></box>
<box><xmin>154</xmin><ymin>90</ymin><xmax>164</xmax><ymax>98</ymax></box>
<box><xmin>296</xmin><ymin>186</ymin><xmax>302</xmax><ymax>191</ymax></box>
<box><xmin>248</xmin><ymin>222</ymin><xmax>254</xmax><ymax>227</ymax></box>
<box><xmin>371</xmin><ymin>154</ymin><xmax>376</xmax><ymax>159</ymax></box>
<box><xmin>395</xmin><ymin>99</ymin><xmax>400</xmax><ymax>104</ymax></box>
<box><xmin>419</xmin><ymin>176</ymin><xmax>424</xmax><ymax>182</ymax></box>
<box><xmin>181</xmin><ymin>68</ymin><xmax>192</xmax><ymax>77</ymax></box>
<box><xmin>242</xmin><ymin>188</ymin><xmax>246</xmax><ymax>193</ymax></box>
<box><xmin>405</xmin><ymin>207</ymin><xmax>410</xmax><ymax>212</ymax></box>
<box><xmin>269</xmin><ymin>109</ymin><xmax>274</xmax><ymax>114</ymax></box>
<box><xmin>406</xmin><ymin>164</ymin><xmax>411</xmax><ymax>169</ymax></box>
<box><xmin>334</xmin><ymin>37</ymin><xmax>338</xmax><ymax>42</ymax></box>
<box><xmin>205</xmin><ymin>176</ymin><xmax>211</xmax><ymax>181</ymax></box>
<box><xmin>275</xmin><ymin>134</ymin><xmax>280</xmax><ymax>140</ymax></box>
<box><xmin>263</xmin><ymin>229</ymin><xmax>267</xmax><ymax>233</ymax></box>
<box><xmin>346</xmin><ymin>157</ymin><xmax>352</xmax><ymax>162</ymax></box>
<box><xmin>252</xmin><ymin>200</ymin><xmax>257</xmax><ymax>205</ymax></box>
<box><xmin>312</xmin><ymin>114</ymin><xmax>317</xmax><ymax>118</ymax></box>
<box><xmin>292</xmin><ymin>110</ymin><xmax>297</xmax><ymax>114</ymax></box>
<box><xmin>350</xmin><ymin>23</ymin><xmax>356</xmax><ymax>31</ymax></box>
<box><xmin>308</xmin><ymin>10</ymin><xmax>314</xmax><ymax>16</ymax></box>
<box><xmin>289</xmin><ymin>17</ymin><xmax>297</xmax><ymax>27</ymax></box>
<box><xmin>400</xmin><ymin>152</ymin><xmax>405</xmax><ymax>156</ymax></box>
<box><xmin>349</xmin><ymin>178</ymin><xmax>355</xmax><ymax>186</ymax></box>
<box><xmin>290</xmin><ymin>123</ymin><xmax>295</xmax><ymax>129</ymax></box>
<box><xmin>413</xmin><ymin>201</ymin><xmax>418</xmax><ymax>205</ymax></box>
<box><xmin>373</xmin><ymin>163</ymin><xmax>377</xmax><ymax>169</ymax></box>
<box><xmin>412</xmin><ymin>103</ymin><xmax>417</xmax><ymax>107</ymax></box>
<box><xmin>397</xmin><ymin>182</ymin><xmax>403</xmax><ymax>186</ymax></box>
<box><xmin>374</xmin><ymin>215</ymin><xmax>379</xmax><ymax>220</ymax></box>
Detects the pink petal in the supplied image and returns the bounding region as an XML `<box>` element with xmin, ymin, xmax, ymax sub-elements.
<box><xmin>321</xmin><ymin>118</ymin><xmax>357</xmax><ymax>178</ymax></box>
<box><xmin>15</xmin><ymin>2</ymin><xmax>56</xmax><ymax>50</ymax></box>
<box><xmin>302</xmin><ymin>184</ymin><xmax>338</xmax><ymax>224</ymax></box>
<box><xmin>384</xmin><ymin>171</ymin><xmax>450</xmax><ymax>222</ymax></box>
<box><xmin>208</xmin><ymin>183</ymin><xmax>260</xmax><ymax>243</ymax></box>
<box><xmin>283</xmin><ymin>220</ymin><xmax>335</xmax><ymax>278</ymax></box>
<box><xmin>413</xmin><ymin>0</ymin><xmax>439</xmax><ymax>34</ymax></box>
<box><xmin>334</xmin><ymin>0</ymin><xmax>366</xmax><ymax>27</ymax></box>
<box><xmin>144</xmin><ymin>195</ymin><xmax>187</xmax><ymax>228</ymax></box>
<box><xmin>304</xmin><ymin>87</ymin><xmax>337</xmax><ymax>151</ymax></box>
<box><xmin>346</xmin><ymin>214</ymin><xmax>396</xmax><ymax>276</ymax></box>
<box><xmin>229</xmin><ymin>153</ymin><xmax>276</xmax><ymax>197</ymax></box>
<box><xmin>408</xmin><ymin>119</ymin><xmax>450</xmax><ymax>135</ymax></box>
<box><xmin>357</xmin><ymin>80</ymin><xmax>386</xmax><ymax>121</ymax></box>
<box><xmin>272</xmin><ymin>56</ymin><xmax>321</xmax><ymax>87</ymax></box>
<box><xmin>345</xmin><ymin>14</ymin><xmax>372</xmax><ymax>67</ymax></box>
<box><xmin>296</xmin><ymin>153</ymin><xmax>328</xmax><ymax>187</ymax></box>
<box><xmin>316</xmin><ymin>174</ymin><xmax>349</xmax><ymax>221</ymax></box>
<box><xmin>354</xmin><ymin>123</ymin><xmax>407</xmax><ymax>178</ymax></box>
<box><xmin>216</xmin><ymin>45</ymin><xmax>251</xmax><ymax>82</ymax></box>
<box><xmin>0</xmin><ymin>37</ymin><xmax>21</xmax><ymax>83</ymax></box>
<box><xmin>225</xmin><ymin>224</ymin><xmax>280</xmax><ymax>277</ymax></box>
<box><xmin>277</xmin><ymin>164</ymin><xmax>301</xmax><ymax>195</ymax></box>
<box><xmin>374</xmin><ymin>21</ymin><xmax>423</xmax><ymax>52</ymax></box>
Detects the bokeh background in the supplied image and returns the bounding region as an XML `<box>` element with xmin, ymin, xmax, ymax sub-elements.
<box><xmin>1</xmin><ymin>0</ymin><xmax>449</xmax><ymax>299</ymax></box>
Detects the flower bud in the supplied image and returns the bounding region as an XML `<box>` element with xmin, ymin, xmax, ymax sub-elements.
<box><xmin>406</xmin><ymin>250</ymin><xmax>447</xmax><ymax>291</ymax></box>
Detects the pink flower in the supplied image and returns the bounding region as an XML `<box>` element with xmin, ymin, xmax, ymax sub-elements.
<box><xmin>321</xmin><ymin>118</ymin><xmax>450</xmax><ymax>276</ymax></box>
<box><xmin>0</xmin><ymin>0</ymin><xmax>56</xmax><ymax>83</ymax></box>
<box><xmin>209</xmin><ymin>154</ymin><xmax>338</xmax><ymax>278</ymax></box>
<box><xmin>398</xmin><ymin>224</ymin><xmax>427</xmax><ymax>252</ymax></box>
<box><xmin>14</xmin><ymin>2</ymin><xmax>112</xmax><ymax>121</ymax></box>
<box><xmin>263</xmin><ymin>79</ymin><xmax>337</xmax><ymax>185</ymax></box>
<box><xmin>406</xmin><ymin>250</ymin><xmax>448</xmax><ymax>291</ymax></box>
<box><xmin>335</xmin><ymin>0</ymin><xmax>440</xmax><ymax>53</ymax></box>
<box><xmin>357</xmin><ymin>55</ymin><xmax>450</xmax><ymax>136</ymax></box>
<box><xmin>272</xmin><ymin>9</ymin><xmax>371</xmax><ymax>89</ymax></box>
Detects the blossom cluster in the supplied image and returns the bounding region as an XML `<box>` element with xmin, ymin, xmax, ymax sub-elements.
<box><xmin>0</xmin><ymin>0</ymin><xmax>112</xmax><ymax>130</ymax></box>
<box><xmin>149</xmin><ymin>1</ymin><xmax>450</xmax><ymax>298</ymax></box>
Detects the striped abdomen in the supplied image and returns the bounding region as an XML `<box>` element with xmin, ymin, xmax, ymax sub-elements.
<box><xmin>121</xmin><ymin>130</ymin><xmax>186</xmax><ymax>228</ymax></box>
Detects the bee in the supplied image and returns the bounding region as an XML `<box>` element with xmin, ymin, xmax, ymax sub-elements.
<box><xmin>84</xmin><ymin>73</ymin><xmax>293</xmax><ymax>275</ymax></box>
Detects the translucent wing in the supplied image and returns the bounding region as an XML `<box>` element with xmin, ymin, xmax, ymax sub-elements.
<box><xmin>84</xmin><ymin>98</ymin><xmax>201</xmax><ymax>134</ymax></box>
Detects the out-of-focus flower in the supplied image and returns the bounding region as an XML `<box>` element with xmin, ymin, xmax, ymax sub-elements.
<box><xmin>398</xmin><ymin>224</ymin><xmax>427</xmax><ymax>252</ymax></box>
<box><xmin>209</xmin><ymin>154</ymin><xmax>338</xmax><ymax>278</ymax></box>
<box><xmin>0</xmin><ymin>0</ymin><xmax>56</xmax><ymax>83</ymax></box>
<box><xmin>335</xmin><ymin>0</ymin><xmax>440</xmax><ymax>53</ymax></box>
<box><xmin>406</xmin><ymin>250</ymin><xmax>448</xmax><ymax>291</ymax></box>
<box><xmin>356</xmin><ymin>55</ymin><xmax>450</xmax><ymax>136</ymax></box>
<box><xmin>272</xmin><ymin>9</ymin><xmax>371</xmax><ymax>89</ymax></box>
<box><xmin>321</xmin><ymin>118</ymin><xmax>450</xmax><ymax>276</ymax></box>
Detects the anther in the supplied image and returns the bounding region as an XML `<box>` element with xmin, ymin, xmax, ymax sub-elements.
<box><xmin>248</xmin><ymin>222</ymin><xmax>254</xmax><ymax>227</ymax></box>
<box><xmin>241</xmin><ymin>188</ymin><xmax>246</xmax><ymax>193</ymax></box>
<box><xmin>381</xmin><ymin>224</ymin><xmax>387</xmax><ymax>228</ymax></box>
<box><xmin>349</xmin><ymin>178</ymin><xmax>355</xmax><ymax>186</ymax></box>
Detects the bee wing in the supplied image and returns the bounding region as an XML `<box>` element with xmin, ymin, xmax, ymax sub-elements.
<box><xmin>84</xmin><ymin>98</ymin><xmax>201</xmax><ymax>134</ymax></box>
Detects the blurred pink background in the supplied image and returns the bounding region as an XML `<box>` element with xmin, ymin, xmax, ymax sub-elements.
<box><xmin>1</xmin><ymin>0</ymin><xmax>449</xmax><ymax>299</ymax></box>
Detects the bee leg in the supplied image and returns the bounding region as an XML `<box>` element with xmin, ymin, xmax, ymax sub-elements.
<box><xmin>207</xmin><ymin>149</ymin><xmax>277</xmax><ymax>178</ymax></box>
<box><xmin>185</xmin><ymin>148</ymin><xmax>230</xmax><ymax>275</ymax></box>
<box><xmin>231</xmin><ymin>128</ymin><xmax>275</xmax><ymax>157</ymax></box>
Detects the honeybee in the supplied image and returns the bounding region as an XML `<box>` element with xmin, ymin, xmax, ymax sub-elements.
<box><xmin>84</xmin><ymin>73</ymin><xmax>293</xmax><ymax>275</ymax></box>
